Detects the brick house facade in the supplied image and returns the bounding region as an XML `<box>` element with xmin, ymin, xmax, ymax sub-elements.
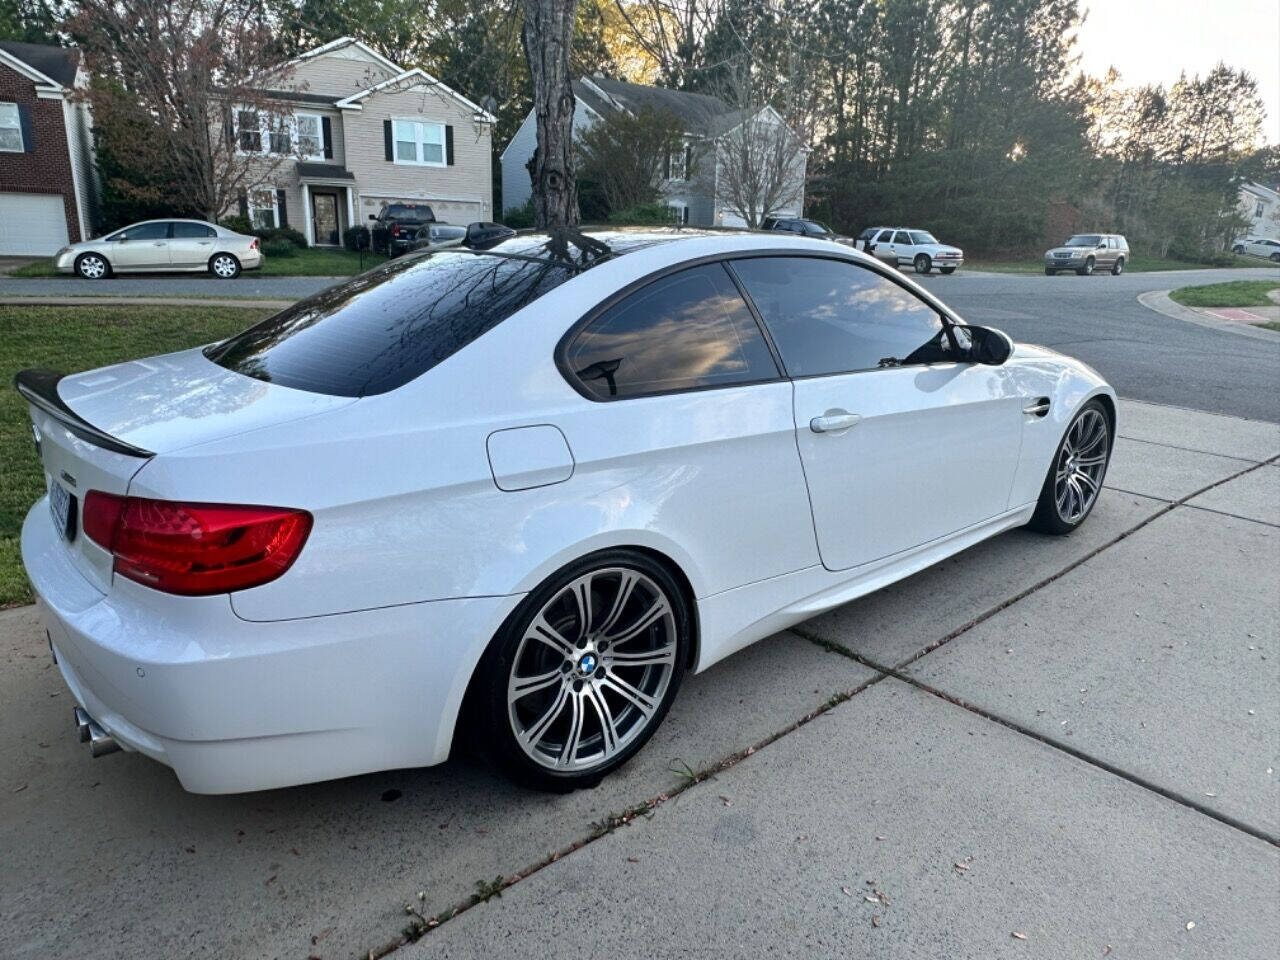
<box><xmin>0</xmin><ymin>42</ymin><xmax>97</xmax><ymax>255</ymax></box>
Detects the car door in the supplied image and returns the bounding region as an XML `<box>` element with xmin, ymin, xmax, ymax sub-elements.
<box><xmin>556</xmin><ymin>261</ymin><xmax>818</xmax><ymax>591</ymax></box>
<box><xmin>730</xmin><ymin>254</ymin><xmax>1025</xmax><ymax>571</ymax></box>
<box><xmin>109</xmin><ymin>221</ymin><xmax>172</xmax><ymax>270</ymax></box>
<box><xmin>889</xmin><ymin>230</ymin><xmax>915</xmax><ymax>266</ymax></box>
<box><xmin>870</xmin><ymin>229</ymin><xmax>896</xmax><ymax>263</ymax></box>
<box><xmin>167</xmin><ymin>222</ymin><xmax>217</xmax><ymax>267</ymax></box>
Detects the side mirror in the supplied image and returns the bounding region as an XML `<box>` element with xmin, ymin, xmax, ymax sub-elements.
<box><xmin>115</xmin><ymin>233</ymin><xmax>128</xmax><ymax>242</ymax></box>
<box><xmin>1097</xmin><ymin>242</ymin><xmax>1107</xmax><ymax>249</ymax></box>
<box><xmin>957</xmin><ymin>325</ymin><xmax>1011</xmax><ymax>365</ymax></box>
<box><xmin>368</xmin><ymin>214</ymin><xmax>377</xmax><ymax>221</ymax></box>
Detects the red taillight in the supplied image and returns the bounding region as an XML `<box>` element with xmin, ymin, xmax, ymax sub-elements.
<box><xmin>83</xmin><ymin>492</ymin><xmax>311</xmax><ymax>596</ymax></box>
<box><xmin>250</xmin><ymin>237</ymin><xmax>260</xmax><ymax>250</ymax></box>
<box><xmin>391</xmin><ymin>223</ymin><xmax>400</xmax><ymax>237</ymax></box>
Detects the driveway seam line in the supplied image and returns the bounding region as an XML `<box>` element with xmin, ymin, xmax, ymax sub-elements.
<box><xmin>873</xmin><ymin>455</ymin><xmax>1279</xmax><ymax>672</ymax></box>
<box><xmin>1115</xmin><ymin>434</ymin><xmax>1267</xmax><ymax>463</ymax></box>
<box><xmin>361</xmin><ymin>665</ymin><xmax>893</xmax><ymax>958</ymax></box>
<box><xmin>1103</xmin><ymin>484</ymin><xmax>1173</xmax><ymax>502</ymax></box>
<box><xmin>1117</xmin><ymin>394</ymin><xmax>1280</xmax><ymax>425</ymax></box>
<box><xmin>809</xmin><ymin>647</ymin><xmax>1280</xmax><ymax>849</ymax></box>
<box><xmin>1179</xmin><ymin>502</ymin><xmax>1280</xmax><ymax>529</ymax></box>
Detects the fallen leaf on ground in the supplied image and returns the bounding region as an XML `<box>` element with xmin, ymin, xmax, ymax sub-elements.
<box><xmin>719</xmin><ymin>795</ymin><xmax>732</xmax><ymax>807</ymax></box>
<box><xmin>1012</xmin><ymin>932</ymin><xmax>1027</xmax><ymax>940</ymax></box>
<box><xmin>11</xmin><ymin>784</ymin><xmax>27</xmax><ymax>793</ymax></box>
<box><xmin>841</xmin><ymin>886</ymin><xmax>852</xmax><ymax>896</ymax></box>
<box><xmin>1186</xmin><ymin>921</ymin><xmax>1195</xmax><ymax>930</ymax></box>
<box><xmin>871</xmin><ymin>915</ymin><xmax>881</xmax><ymax>927</ymax></box>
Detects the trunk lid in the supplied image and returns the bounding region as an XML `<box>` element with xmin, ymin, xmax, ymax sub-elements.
<box><xmin>18</xmin><ymin>348</ymin><xmax>353</xmax><ymax>593</ymax></box>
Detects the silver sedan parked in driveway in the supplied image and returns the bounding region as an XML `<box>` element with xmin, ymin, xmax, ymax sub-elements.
<box><xmin>54</xmin><ymin>219</ymin><xmax>263</xmax><ymax>280</ymax></box>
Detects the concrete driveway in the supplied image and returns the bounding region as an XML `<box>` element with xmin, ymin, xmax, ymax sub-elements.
<box><xmin>1</xmin><ymin>398</ymin><xmax>1276</xmax><ymax>960</ymax></box>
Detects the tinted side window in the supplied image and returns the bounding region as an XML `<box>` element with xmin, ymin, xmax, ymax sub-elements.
<box><xmin>875</xmin><ymin>230</ymin><xmax>894</xmax><ymax>242</ymax></box>
<box><xmin>731</xmin><ymin>256</ymin><xmax>945</xmax><ymax>377</ymax></box>
<box><xmin>565</xmin><ymin>263</ymin><xmax>779</xmax><ymax>400</ymax></box>
<box><xmin>124</xmin><ymin>222</ymin><xmax>170</xmax><ymax>241</ymax></box>
<box><xmin>206</xmin><ymin>252</ymin><xmax>573</xmax><ymax>397</ymax></box>
<box><xmin>172</xmin><ymin>222</ymin><xmax>216</xmax><ymax>239</ymax></box>
<box><xmin>893</xmin><ymin>231</ymin><xmax>911</xmax><ymax>244</ymax></box>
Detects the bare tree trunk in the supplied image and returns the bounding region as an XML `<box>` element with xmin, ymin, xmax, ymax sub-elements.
<box><xmin>521</xmin><ymin>0</ymin><xmax>580</xmax><ymax>228</ymax></box>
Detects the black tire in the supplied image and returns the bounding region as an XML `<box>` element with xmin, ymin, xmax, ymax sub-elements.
<box><xmin>1076</xmin><ymin>257</ymin><xmax>1095</xmax><ymax>276</ymax></box>
<box><xmin>1111</xmin><ymin>256</ymin><xmax>1125</xmax><ymax>275</ymax></box>
<box><xmin>475</xmin><ymin>548</ymin><xmax>690</xmax><ymax>792</ymax></box>
<box><xmin>208</xmin><ymin>253</ymin><xmax>241</xmax><ymax>279</ymax></box>
<box><xmin>914</xmin><ymin>253</ymin><xmax>932</xmax><ymax>274</ymax></box>
<box><xmin>1044</xmin><ymin>267</ymin><xmax>1056</xmax><ymax>276</ymax></box>
<box><xmin>940</xmin><ymin>266</ymin><xmax>956</xmax><ymax>275</ymax></box>
<box><xmin>1027</xmin><ymin>399</ymin><xmax>1112</xmax><ymax>535</ymax></box>
<box><xmin>1232</xmin><ymin>244</ymin><xmax>1244</xmax><ymax>254</ymax></box>
<box><xmin>74</xmin><ymin>252</ymin><xmax>111</xmax><ymax>279</ymax></box>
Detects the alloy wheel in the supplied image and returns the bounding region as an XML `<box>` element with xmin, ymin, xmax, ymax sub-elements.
<box><xmin>211</xmin><ymin>255</ymin><xmax>238</xmax><ymax>278</ymax></box>
<box><xmin>1054</xmin><ymin>407</ymin><xmax>1108</xmax><ymax>524</ymax></box>
<box><xmin>506</xmin><ymin>566</ymin><xmax>677</xmax><ymax>772</ymax></box>
<box><xmin>77</xmin><ymin>255</ymin><xmax>107</xmax><ymax>279</ymax></box>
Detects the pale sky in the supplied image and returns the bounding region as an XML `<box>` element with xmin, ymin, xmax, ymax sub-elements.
<box><xmin>1074</xmin><ymin>0</ymin><xmax>1280</xmax><ymax>144</ymax></box>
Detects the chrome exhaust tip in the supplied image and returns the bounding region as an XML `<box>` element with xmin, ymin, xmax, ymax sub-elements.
<box><xmin>73</xmin><ymin>706</ymin><xmax>92</xmax><ymax>743</ymax></box>
<box><xmin>86</xmin><ymin>720</ymin><xmax>121</xmax><ymax>758</ymax></box>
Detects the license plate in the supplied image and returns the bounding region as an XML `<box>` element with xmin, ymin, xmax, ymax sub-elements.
<box><xmin>49</xmin><ymin>481</ymin><xmax>77</xmax><ymax>542</ymax></box>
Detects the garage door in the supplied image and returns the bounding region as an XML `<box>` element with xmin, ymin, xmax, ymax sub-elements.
<box><xmin>0</xmin><ymin>193</ymin><xmax>70</xmax><ymax>255</ymax></box>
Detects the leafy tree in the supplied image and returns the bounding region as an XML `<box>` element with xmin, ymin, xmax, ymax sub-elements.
<box><xmin>577</xmin><ymin>104</ymin><xmax>687</xmax><ymax>214</ymax></box>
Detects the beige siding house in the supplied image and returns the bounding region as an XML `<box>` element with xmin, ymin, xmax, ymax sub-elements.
<box><xmin>230</xmin><ymin>37</ymin><xmax>494</xmax><ymax>246</ymax></box>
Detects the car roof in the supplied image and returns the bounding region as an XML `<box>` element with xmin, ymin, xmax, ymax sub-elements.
<box><xmin>480</xmin><ymin>227</ymin><xmax>758</xmax><ymax>272</ymax></box>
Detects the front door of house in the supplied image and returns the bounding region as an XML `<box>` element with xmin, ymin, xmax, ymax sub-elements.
<box><xmin>312</xmin><ymin>192</ymin><xmax>339</xmax><ymax>246</ymax></box>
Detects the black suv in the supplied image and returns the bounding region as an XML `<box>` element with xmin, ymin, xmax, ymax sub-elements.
<box><xmin>764</xmin><ymin>217</ymin><xmax>853</xmax><ymax>246</ymax></box>
<box><xmin>369</xmin><ymin>203</ymin><xmax>437</xmax><ymax>256</ymax></box>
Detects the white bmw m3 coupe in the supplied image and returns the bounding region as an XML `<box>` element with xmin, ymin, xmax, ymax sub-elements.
<box><xmin>18</xmin><ymin>229</ymin><xmax>1115</xmax><ymax>794</ymax></box>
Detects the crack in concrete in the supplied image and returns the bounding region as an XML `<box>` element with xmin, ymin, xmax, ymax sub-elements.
<box><xmin>1115</xmin><ymin>433</ymin><xmax>1270</xmax><ymax>463</ymax></box>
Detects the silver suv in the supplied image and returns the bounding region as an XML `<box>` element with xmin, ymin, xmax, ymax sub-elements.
<box><xmin>1044</xmin><ymin>234</ymin><xmax>1129</xmax><ymax>276</ymax></box>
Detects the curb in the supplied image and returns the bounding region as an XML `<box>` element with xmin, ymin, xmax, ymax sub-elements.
<box><xmin>0</xmin><ymin>296</ymin><xmax>292</xmax><ymax>309</ymax></box>
<box><xmin>1137</xmin><ymin>290</ymin><xmax>1280</xmax><ymax>342</ymax></box>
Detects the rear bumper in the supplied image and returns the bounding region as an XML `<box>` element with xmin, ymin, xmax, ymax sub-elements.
<box><xmin>21</xmin><ymin>499</ymin><xmax>519</xmax><ymax>793</ymax></box>
<box><xmin>240</xmin><ymin>250</ymin><xmax>263</xmax><ymax>269</ymax></box>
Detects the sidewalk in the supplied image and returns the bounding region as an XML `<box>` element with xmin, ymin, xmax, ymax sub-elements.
<box><xmin>0</xmin><ymin>400</ymin><xmax>1276</xmax><ymax>960</ymax></box>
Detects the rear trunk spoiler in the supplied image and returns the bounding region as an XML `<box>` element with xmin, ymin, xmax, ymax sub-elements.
<box><xmin>13</xmin><ymin>369</ymin><xmax>155</xmax><ymax>458</ymax></box>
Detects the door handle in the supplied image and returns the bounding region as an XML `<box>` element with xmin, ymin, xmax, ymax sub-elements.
<box><xmin>1022</xmin><ymin>397</ymin><xmax>1051</xmax><ymax>417</ymax></box>
<box><xmin>153</xmin><ymin>242</ymin><xmax>166</xmax><ymax>246</ymax></box>
<box><xmin>810</xmin><ymin>412</ymin><xmax>862</xmax><ymax>433</ymax></box>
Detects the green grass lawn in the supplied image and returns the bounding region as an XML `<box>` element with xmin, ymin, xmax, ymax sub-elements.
<box><xmin>0</xmin><ymin>304</ymin><xmax>272</xmax><ymax>607</ymax></box>
<box><xmin>1168</xmin><ymin>280</ymin><xmax>1280</xmax><ymax>308</ymax></box>
<box><xmin>10</xmin><ymin>246</ymin><xmax>387</xmax><ymax>279</ymax></box>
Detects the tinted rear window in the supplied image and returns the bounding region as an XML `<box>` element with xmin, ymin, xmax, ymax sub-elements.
<box><xmin>205</xmin><ymin>252</ymin><xmax>572</xmax><ymax>397</ymax></box>
<box><xmin>386</xmin><ymin>204</ymin><xmax>431</xmax><ymax>219</ymax></box>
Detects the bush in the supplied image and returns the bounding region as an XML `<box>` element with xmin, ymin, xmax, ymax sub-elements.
<box><xmin>219</xmin><ymin>214</ymin><xmax>253</xmax><ymax>235</ymax></box>
<box><xmin>257</xmin><ymin>226</ymin><xmax>308</xmax><ymax>248</ymax></box>
<box><xmin>343</xmin><ymin>225</ymin><xmax>371</xmax><ymax>252</ymax></box>
<box><xmin>609</xmin><ymin>203</ymin><xmax>679</xmax><ymax>226</ymax></box>
<box><xmin>261</xmin><ymin>238</ymin><xmax>296</xmax><ymax>258</ymax></box>
<box><xmin>502</xmin><ymin>201</ymin><xmax>535</xmax><ymax>229</ymax></box>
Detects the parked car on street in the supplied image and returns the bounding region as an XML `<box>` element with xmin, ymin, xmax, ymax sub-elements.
<box><xmin>764</xmin><ymin>217</ymin><xmax>854</xmax><ymax>246</ymax></box>
<box><xmin>53</xmin><ymin>220</ymin><xmax>261</xmax><ymax>279</ymax></box>
<box><xmin>1044</xmin><ymin>234</ymin><xmax>1129</xmax><ymax>275</ymax></box>
<box><xmin>858</xmin><ymin>227</ymin><xmax>964</xmax><ymax>274</ymax></box>
<box><xmin>369</xmin><ymin>202</ymin><xmax>439</xmax><ymax>256</ymax></box>
<box><xmin>18</xmin><ymin>229</ymin><xmax>1114</xmax><ymax>794</ymax></box>
<box><xmin>1231</xmin><ymin>236</ymin><xmax>1280</xmax><ymax>262</ymax></box>
<box><xmin>408</xmin><ymin>221</ymin><xmax>517</xmax><ymax>254</ymax></box>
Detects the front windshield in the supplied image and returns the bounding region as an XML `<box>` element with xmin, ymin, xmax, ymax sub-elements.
<box><xmin>909</xmin><ymin>231</ymin><xmax>938</xmax><ymax>244</ymax></box>
<box><xmin>804</xmin><ymin>221</ymin><xmax>833</xmax><ymax>236</ymax></box>
<box><xmin>1065</xmin><ymin>235</ymin><xmax>1101</xmax><ymax>247</ymax></box>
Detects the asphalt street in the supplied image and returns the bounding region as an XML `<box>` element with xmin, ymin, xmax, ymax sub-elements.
<box><xmin>3</xmin><ymin>262</ymin><xmax>1278</xmax><ymax>420</ymax></box>
<box><xmin>2</xmin><ymin>399</ymin><xmax>1276</xmax><ymax>960</ymax></box>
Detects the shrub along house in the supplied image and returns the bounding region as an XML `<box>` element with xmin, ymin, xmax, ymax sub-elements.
<box><xmin>228</xmin><ymin>37</ymin><xmax>494</xmax><ymax>246</ymax></box>
<box><xmin>0</xmin><ymin>41</ymin><xmax>97</xmax><ymax>256</ymax></box>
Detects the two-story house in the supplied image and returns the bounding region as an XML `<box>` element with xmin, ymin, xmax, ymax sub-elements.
<box><xmin>0</xmin><ymin>41</ymin><xmax>97</xmax><ymax>255</ymax></box>
<box><xmin>231</xmin><ymin>37</ymin><xmax>494</xmax><ymax>245</ymax></box>
<box><xmin>500</xmin><ymin>76</ymin><xmax>805</xmax><ymax>228</ymax></box>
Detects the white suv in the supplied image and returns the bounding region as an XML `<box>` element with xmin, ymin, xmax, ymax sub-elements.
<box><xmin>1232</xmin><ymin>237</ymin><xmax>1280</xmax><ymax>262</ymax></box>
<box><xmin>856</xmin><ymin>227</ymin><xmax>964</xmax><ymax>274</ymax></box>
